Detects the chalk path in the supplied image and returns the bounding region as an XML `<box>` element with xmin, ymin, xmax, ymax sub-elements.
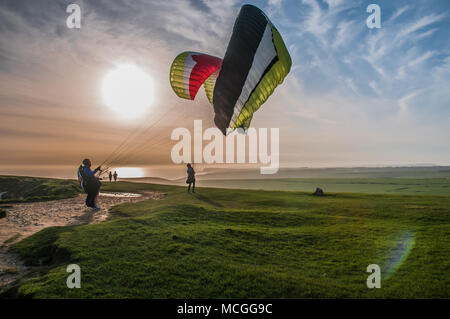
<box><xmin>0</xmin><ymin>191</ymin><xmax>164</xmax><ymax>289</ymax></box>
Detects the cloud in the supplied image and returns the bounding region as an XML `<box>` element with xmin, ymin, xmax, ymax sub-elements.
<box><xmin>333</xmin><ymin>20</ymin><xmax>356</xmax><ymax>48</ymax></box>
<box><xmin>323</xmin><ymin>0</ymin><xmax>343</xmax><ymax>8</ymax></box>
<box><xmin>188</xmin><ymin>0</ymin><xmax>211</xmax><ymax>13</ymax></box>
<box><xmin>396</xmin><ymin>50</ymin><xmax>436</xmax><ymax>80</ymax></box>
<box><xmin>389</xmin><ymin>5</ymin><xmax>410</xmax><ymax>21</ymax></box>
<box><xmin>398</xmin><ymin>90</ymin><xmax>422</xmax><ymax>113</ymax></box>
<box><xmin>268</xmin><ymin>0</ymin><xmax>283</xmax><ymax>9</ymax></box>
<box><xmin>1</xmin><ymin>0</ymin><xmax>450</xmax><ymax>170</ymax></box>
<box><xmin>394</xmin><ymin>13</ymin><xmax>446</xmax><ymax>41</ymax></box>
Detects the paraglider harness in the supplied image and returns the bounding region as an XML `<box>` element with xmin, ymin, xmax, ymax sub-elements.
<box><xmin>186</xmin><ymin>166</ymin><xmax>195</xmax><ymax>184</ymax></box>
<box><xmin>186</xmin><ymin>176</ymin><xmax>195</xmax><ymax>184</ymax></box>
<box><xmin>77</xmin><ymin>165</ymin><xmax>101</xmax><ymax>194</ymax></box>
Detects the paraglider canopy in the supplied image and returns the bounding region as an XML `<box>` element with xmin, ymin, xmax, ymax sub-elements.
<box><xmin>169</xmin><ymin>4</ymin><xmax>291</xmax><ymax>135</ymax></box>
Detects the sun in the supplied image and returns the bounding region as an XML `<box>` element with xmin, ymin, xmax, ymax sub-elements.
<box><xmin>102</xmin><ymin>64</ymin><xmax>154</xmax><ymax>118</ymax></box>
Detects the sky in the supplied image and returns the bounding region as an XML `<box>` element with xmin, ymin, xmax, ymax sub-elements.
<box><xmin>0</xmin><ymin>0</ymin><xmax>449</xmax><ymax>178</ymax></box>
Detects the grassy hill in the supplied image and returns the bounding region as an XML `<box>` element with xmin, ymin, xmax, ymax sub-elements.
<box><xmin>0</xmin><ymin>176</ymin><xmax>80</xmax><ymax>203</ymax></box>
<box><xmin>2</xmin><ymin>179</ymin><xmax>449</xmax><ymax>298</ymax></box>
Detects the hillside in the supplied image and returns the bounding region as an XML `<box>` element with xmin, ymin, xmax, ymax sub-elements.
<box><xmin>1</xmin><ymin>178</ymin><xmax>448</xmax><ymax>298</ymax></box>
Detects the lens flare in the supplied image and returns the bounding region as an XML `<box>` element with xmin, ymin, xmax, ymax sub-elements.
<box><xmin>382</xmin><ymin>230</ymin><xmax>416</xmax><ymax>280</ymax></box>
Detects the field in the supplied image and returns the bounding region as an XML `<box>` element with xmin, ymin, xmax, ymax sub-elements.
<box><xmin>1</xmin><ymin>177</ymin><xmax>449</xmax><ymax>298</ymax></box>
<box><xmin>135</xmin><ymin>166</ymin><xmax>450</xmax><ymax>195</ymax></box>
<box><xmin>197</xmin><ymin>178</ymin><xmax>450</xmax><ymax>195</ymax></box>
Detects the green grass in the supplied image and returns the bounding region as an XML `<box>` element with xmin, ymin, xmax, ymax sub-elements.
<box><xmin>0</xmin><ymin>175</ymin><xmax>80</xmax><ymax>203</ymax></box>
<box><xmin>2</xmin><ymin>180</ymin><xmax>449</xmax><ymax>299</ymax></box>
<box><xmin>1</xmin><ymin>234</ymin><xmax>21</xmax><ymax>247</ymax></box>
<box><xmin>197</xmin><ymin>178</ymin><xmax>450</xmax><ymax>195</ymax></box>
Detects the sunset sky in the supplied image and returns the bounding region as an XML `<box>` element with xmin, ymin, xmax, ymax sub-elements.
<box><xmin>1</xmin><ymin>0</ymin><xmax>449</xmax><ymax>178</ymax></box>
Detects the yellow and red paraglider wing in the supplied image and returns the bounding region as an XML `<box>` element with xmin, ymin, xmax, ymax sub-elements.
<box><xmin>203</xmin><ymin>68</ymin><xmax>221</xmax><ymax>104</ymax></box>
<box><xmin>170</xmin><ymin>52</ymin><xmax>222</xmax><ymax>101</ymax></box>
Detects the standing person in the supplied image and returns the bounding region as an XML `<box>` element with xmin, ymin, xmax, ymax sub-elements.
<box><xmin>108</xmin><ymin>171</ymin><xmax>113</xmax><ymax>183</ymax></box>
<box><xmin>186</xmin><ymin>163</ymin><xmax>195</xmax><ymax>193</ymax></box>
<box><xmin>113</xmin><ymin>171</ymin><xmax>118</xmax><ymax>182</ymax></box>
<box><xmin>81</xmin><ymin>158</ymin><xmax>102</xmax><ymax>211</ymax></box>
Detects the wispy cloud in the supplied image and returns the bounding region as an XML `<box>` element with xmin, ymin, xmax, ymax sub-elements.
<box><xmin>0</xmin><ymin>0</ymin><xmax>450</xmax><ymax>169</ymax></box>
<box><xmin>394</xmin><ymin>13</ymin><xmax>446</xmax><ymax>41</ymax></box>
<box><xmin>398</xmin><ymin>90</ymin><xmax>423</xmax><ymax>113</ymax></box>
<box><xmin>390</xmin><ymin>5</ymin><xmax>410</xmax><ymax>21</ymax></box>
<box><xmin>396</xmin><ymin>50</ymin><xmax>436</xmax><ymax>80</ymax></box>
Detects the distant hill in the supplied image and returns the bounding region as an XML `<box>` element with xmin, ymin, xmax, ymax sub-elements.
<box><xmin>119</xmin><ymin>166</ymin><xmax>450</xmax><ymax>195</ymax></box>
<box><xmin>126</xmin><ymin>166</ymin><xmax>450</xmax><ymax>182</ymax></box>
<box><xmin>193</xmin><ymin>166</ymin><xmax>450</xmax><ymax>180</ymax></box>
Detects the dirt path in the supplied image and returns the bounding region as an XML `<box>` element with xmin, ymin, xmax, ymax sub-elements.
<box><xmin>0</xmin><ymin>191</ymin><xmax>164</xmax><ymax>289</ymax></box>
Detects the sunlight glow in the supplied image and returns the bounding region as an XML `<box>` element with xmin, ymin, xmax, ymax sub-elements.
<box><xmin>114</xmin><ymin>167</ymin><xmax>145</xmax><ymax>178</ymax></box>
<box><xmin>102</xmin><ymin>64</ymin><xmax>154</xmax><ymax>118</ymax></box>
